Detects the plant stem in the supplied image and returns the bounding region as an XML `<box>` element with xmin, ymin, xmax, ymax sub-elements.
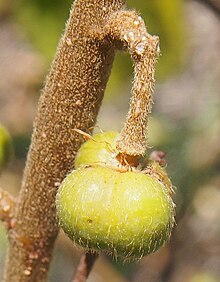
<box><xmin>103</xmin><ymin>10</ymin><xmax>160</xmax><ymax>157</ymax></box>
<box><xmin>72</xmin><ymin>252</ymin><xmax>99</xmax><ymax>282</ymax></box>
<box><xmin>3</xmin><ymin>1</ymin><xmax>125</xmax><ymax>281</ymax></box>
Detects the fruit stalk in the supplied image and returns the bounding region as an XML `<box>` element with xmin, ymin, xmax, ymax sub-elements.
<box><xmin>117</xmin><ymin>44</ymin><xmax>159</xmax><ymax>156</ymax></box>
<box><xmin>103</xmin><ymin>11</ymin><xmax>160</xmax><ymax>156</ymax></box>
<box><xmin>72</xmin><ymin>252</ymin><xmax>99</xmax><ymax>282</ymax></box>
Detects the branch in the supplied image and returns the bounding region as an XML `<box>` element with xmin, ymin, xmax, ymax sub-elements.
<box><xmin>72</xmin><ymin>252</ymin><xmax>99</xmax><ymax>282</ymax></box>
<box><xmin>103</xmin><ymin>11</ymin><xmax>160</xmax><ymax>157</ymax></box>
<box><xmin>0</xmin><ymin>187</ymin><xmax>16</xmax><ymax>229</ymax></box>
<box><xmin>3</xmin><ymin>0</ymin><xmax>125</xmax><ymax>281</ymax></box>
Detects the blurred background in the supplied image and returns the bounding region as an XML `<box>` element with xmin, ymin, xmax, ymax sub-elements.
<box><xmin>0</xmin><ymin>0</ymin><xmax>220</xmax><ymax>281</ymax></box>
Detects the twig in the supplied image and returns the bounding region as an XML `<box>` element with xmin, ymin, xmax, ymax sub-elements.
<box><xmin>103</xmin><ymin>10</ymin><xmax>160</xmax><ymax>157</ymax></box>
<box><xmin>3</xmin><ymin>1</ymin><xmax>125</xmax><ymax>281</ymax></box>
<box><xmin>0</xmin><ymin>187</ymin><xmax>16</xmax><ymax>229</ymax></box>
<box><xmin>72</xmin><ymin>252</ymin><xmax>99</xmax><ymax>282</ymax></box>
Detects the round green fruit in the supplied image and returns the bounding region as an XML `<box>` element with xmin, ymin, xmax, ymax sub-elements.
<box><xmin>56</xmin><ymin>165</ymin><xmax>175</xmax><ymax>261</ymax></box>
<box><xmin>0</xmin><ymin>124</ymin><xmax>12</xmax><ymax>169</ymax></box>
<box><xmin>74</xmin><ymin>131</ymin><xmax>120</xmax><ymax>168</ymax></box>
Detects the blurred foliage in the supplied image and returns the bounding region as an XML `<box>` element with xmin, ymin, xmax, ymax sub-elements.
<box><xmin>189</xmin><ymin>272</ymin><xmax>219</xmax><ymax>282</ymax></box>
<box><xmin>13</xmin><ymin>0</ymin><xmax>73</xmax><ymax>62</ymax></box>
<box><xmin>147</xmin><ymin>106</ymin><xmax>220</xmax><ymax>217</ymax></box>
<box><xmin>0</xmin><ymin>224</ymin><xmax>7</xmax><ymax>256</ymax></box>
<box><xmin>12</xmin><ymin>134</ymin><xmax>31</xmax><ymax>159</ymax></box>
<box><xmin>0</xmin><ymin>124</ymin><xmax>13</xmax><ymax>169</ymax></box>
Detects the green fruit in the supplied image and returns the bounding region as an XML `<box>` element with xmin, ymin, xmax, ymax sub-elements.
<box><xmin>74</xmin><ymin>131</ymin><xmax>120</xmax><ymax>168</ymax></box>
<box><xmin>0</xmin><ymin>124</ymin><xmax>12</xmax><ymax>169</ymax></box>
<box><xmin>56</xmin><ymin>165</ymin><xmax>175</xmax><ymax>261</ymax></box>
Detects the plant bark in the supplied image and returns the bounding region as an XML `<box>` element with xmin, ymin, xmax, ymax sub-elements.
<box><xmin>3</xmin><ymin>1</ymin><xmax>124</xmax><ymax>281</ymax></box>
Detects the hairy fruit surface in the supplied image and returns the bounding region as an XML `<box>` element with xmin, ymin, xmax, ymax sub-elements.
<box><xmin>56</xmin><ymin>165</ymin><xmax>175</xmax><ymax>261</ymax></box>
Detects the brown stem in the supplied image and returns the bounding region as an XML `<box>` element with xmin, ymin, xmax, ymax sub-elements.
<box><xmin>72</xmin><ymin>252</ymin><xmax>99</xmax><ymax>282</ymax></box>
<box><xmin>0</xmin><ymin>187</ymin><xmax>16</xmax><ymax>229</ymax></box>
<box><xmin>3</xmin><ymin>0</ymin><xmax>125</xmax><ymax>281</ymax></box>
<box><xmin>103</xmin><ymin>10</ymin><xmax>160</xmax><ymax>156</ymax></box>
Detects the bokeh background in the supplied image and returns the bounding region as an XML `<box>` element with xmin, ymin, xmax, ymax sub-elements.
<box><xmin>0</xmin><ymin>0</ymin><xmax>220</xmax><ymax>281</ymax></box>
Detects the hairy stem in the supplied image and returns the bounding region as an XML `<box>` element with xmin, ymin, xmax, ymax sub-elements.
<box><xmin>72</xmin><ymin>252</ymin><xmax>99</xmax><ymax>282</ymax></box>
<box><xmin>3</xmin><ymin>0</ymin><xmax>125</xmax><ymax>281</ymax></box>
<box><xmin>104</xmin><ymin>11</ymin><xmax>160</xmax><ymax>156</ymax></box>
